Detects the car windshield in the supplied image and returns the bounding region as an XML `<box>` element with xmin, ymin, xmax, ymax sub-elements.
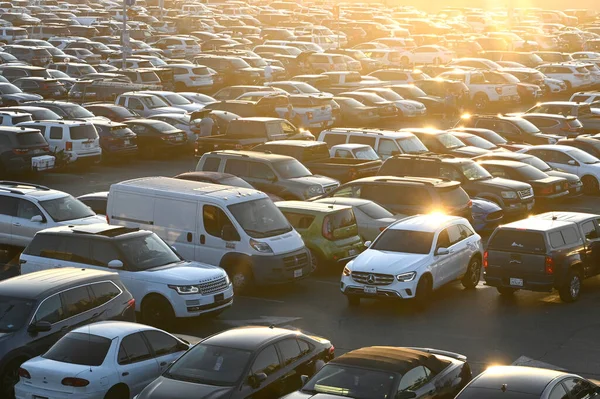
<box><xmin>353</xmin><ymin>147</ymin><xmax>379</xmax><ymax>160</ymax></box>
<box><xmin>567</xmin><ymin>149</ymin><xmax>600</xmax><ymax>164</ymax></box>
<box><xmin>373</xmin><ymin>90</ymin><xmax>403</xmax><ymax>101</ymax></box>
<box><xmin>516</xmin><ymin>165</ymin><xmax>550</xmax><ymax>180</ymax></box>
<box><xmin>372</xmin><ymin>229</ymin><xmax>434</xmax><ymax>254</ymax></box>
<box><xmin>39</xmin><ymin>195</ymin><xmax>95</xmax><ymax>222</ymax></box>
<box><xmin>273</xmin><ymin>159</ymin><xmax>312</xmax><ymax>178</ymax></box>
<box><xmin>291</xmin><ymin>82</ymin><xmax>320</xmax><ymax>94</ymax></box>
<box><xmin>164</xmin><ymin>93</ymin><xmax>192</xmax><ymax>106</ymax></box>
<box><xmin>463</xmin><ymin>135</ymin><xmax>496</xmax><ymax>149</ymax></box>
<box><xmin>513</xmin><ymin>119</ymin><xmax>542</xmax><ymax>134</ymax></box>
<box><xmin>43</xmin><ymin>332</ymin><xmax>111</xmax><ymax>366</ymax></box>
<box><xmin>0</xmin><ymin>84</ymin><xmax>21</xmax><ymax>94</ymax></box>
<box><xmin>461</xmin><ymin>162</ymin><xmax>492</xmax><ymax>181</ymax></box>
<box><xmin>397</xmin><ymin>137</ymin><xmax>428</xmax><ymax>154</ymax></box>
<box><xmin>65</xmin><ymin>105</ymin><xmax>95</xmax><ymax>119</ymax></box>
<box><xmin>0</xmin><ymin>297</ymin><xmax>34</xmax><ymax>333</ymax></box>
<box><xmin>301</xmin><ymin>364</ymin><xmax>396</xmax><ymax>399</ymax></box>
<box><xmin>358</xmin><ymin>202</ymin><xmax>393</xmax><ymax>219</ymax></box>
<box><xmin>228</xmin><ymin>198</ymin><xmax>292</xmax><ymax>238</ymax></box>
<box><xmin>49</xmin><ymin>69</ymin><xmax>69</xmax><ymax>78</ymax></box>
<box><xmin>141</xmin><ymin>96</ymin><xmax>169</xmax><ymax>109</ymax></box>
<box><xmin>115</xmin><ymin>233</ymin><xmax>181</xmax><ymax>270</ymax></box>
<box><xmin>437</xmin><ymin>133</ymin><xmax>465</xmax><ymax>149</ymax></box>
<box><xmin>165</xmin><ymin>344</ymin><xmax>252</xmax><ymax>386</ymax></box>
<box><xmin>397</xmin><ymin>86</ymin><xmax>427</xmax><ymax>97</ymax></box>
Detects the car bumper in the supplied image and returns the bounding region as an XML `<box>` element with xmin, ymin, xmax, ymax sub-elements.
<box><xmin>536</xmin><ymin>190</ymin><xmax>570</xmax><ymax>202</ymax></box>
<box><xmin>169</xmin><ymin>284</ymin><xmax>234</xmax><ymax>318</ymax></box>
<box><xmin>102</xmin><ymin>146</ymin><xmax>139</xmax><ymax>157</ymax></box>
<box><xmin>341</xmin><ymin>274</ymin><xmax>417</xmax><ymax>299</ymax></box>
<box><xmin>251</xmin><ymin>247</ymin><xmax>312</xmax><ymax>285</ymax></box>
<box><xmin>568</xmin><ymin>184</ymin><xmax>584</xmax><ymax>197</ymax></box>
<box><xmin>484</xmin><ymin>274</ymin><xmax>554</xmax><ymax>292</ymax></box>
<box><xmin>503</xmin><ymin>199</ymin><xmax>535</xmax><ymax>214</ymax></box>
<box><xmin>15</xmin><ymin>384</ymin><xmax>105</xmax><ymax>399</ymax></box>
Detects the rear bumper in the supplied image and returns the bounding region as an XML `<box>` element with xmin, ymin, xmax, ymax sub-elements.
<box><xmin>251</xmin><ymin>247</ymin><xmax>312</xmax><ymax>285</ymax></box>
<box><xmin>484</xmin><ymin>273</ymin><xmax>554</xmax><ymax>292</ymax></box>
<box><xmin>15</xmin><ymin>384</ymin><xmax>105</xmax><ymax>399</ymax></box>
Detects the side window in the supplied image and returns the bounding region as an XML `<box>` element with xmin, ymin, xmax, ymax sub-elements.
<box><xmin>459</xmin><ymin>224</ymin><xmax>474</xmax><ymax>239</ymax></box>
<box><xmin>0</xmin><ymin>196</ymin><xmax>18</xmax><ymax>216</ymax></box>
<box><xmin>548</xmin><ymin>384</ymin><xmax>569</xmax><ymax>399</ymax></box>
<box><xmin>16</xmin><ymin>199</ymin><xmax>42</xmax><ymax>220</ymax></box>
<box><xmin>334</xmin><ymin>149</ymin><xmax>352</xmax><ymax>158</ymax></box>
<box><xmin>562</xmin><ymin>378</ymin><xmax>596</xmax><ymax>399</ymax></box>
<box><xmin>61</xmin><ymin>286</ymin><xmax>95</xmax><ymax>318</ymax></box>
<box><xmin>203</xmin><ymin>205</ymin><xmax>238</xmax><ymax>240</ymax></box>
<box><xmin>447</xmin><ymin>224</ymin><xmax>463</xmax><ymax>246</ymax></box>
<box><xmin>549</xmin><ymin>231</ymin><xmax>566</xmax><ymax>248</ymax></box>
<box><xmin>49</xmin><ymin>126</ymin><xmax>63</xmax><ymax>139</ymax></box>
<box><xmin>116</xmin><ymin>96</ymin><xmax>126</xmax><ymax>106</ymax></box>
<box><xmin>250</xmin><ymin>345</ymin><xmax>281</xmax><ymax>376</ymax></box>
<box><xmin>118</xmin><ymin>333</ymin><xmax>153</xmax><ymax>365</ymax></box>
<box><xmin>90</xmin><ymin>241</ymin><xmax>121</xmax><ymax>266</ymax></box>
<box><xmin>224</xmin><ymin>159</ymin><xmax>249</xmax><ymax>177</ymax></box>
<box><xmin>277</xmin><ymin>339</ymin><xmax>303</xmax><ymax>366</ymax></box>
<box><xmin>439</xmin><ymin>165</ymin><xmax>463</xmax><ymax>181</ymax></box>
<box><xmin>581</xmin><ymin>221</ymin><xmax>598</xmax><ymax>241</ymax></box>
<box><xmin>436</xmin><ymin>229</ymin><xmax>451</xmax><ymax>249</ymax></box>
<box><xmin>202</xmin><ymin>157</ymin><xmax>221</xmax><ymax>172</ymax></box>
<box><xmin>348</xmin><ymin>135</ymin><xmax>376</xmax><ymax>147</ymax></box>
<box><xmin>128</xmin><ymin>98</ymin><xmax>144</xmax><ymax>111</ymax></box>
<box><xmin>90</xmin><ymin>281</ymin><xmax>121</xmax><ymax>307</ymax></box>
<box><xmin>397</xmin><ymin>366</ymin><xmax>430</xmax><ymax>392</ymax></box>
<box><xmin>322</xmin><ymin>133</ymin><xmax>347</xmax><ymax>147</ymax></box>
<box><xmin>142</xmin><ymin>330</ymin><xmax>181</xmax><ymax>357</ymax></box>
<box><xmin>63</xmin><ymin>237</ymin><xmax>92</xmax><ymax>264</ymax></box>
<box><xmin>561</xmin><ymin>227</ymin><xmax>580</xmax><ymax>245</ymax></box>
<box><xmin>546</xmin><ymin>150</ymin><xmax>572</xmax><ymax>164</ymax></box>
<box><xmin>297</xmin><ymin>339</ymin><xmax>311</xmax><ymax>355</ymax></box>
<box><xmin>249</xmin><ymin>162</ymin><xmax>275</xmax><ymax>180</ymax></box>
<box><xmin>377</xmin><ymin>139</ymin><xmax>398</xmax><ymax>158</ymax></box>
<box><xmin>34</xmin><ymin>294</ymin><xmax>65</xmax><ymax>324</ymax></box>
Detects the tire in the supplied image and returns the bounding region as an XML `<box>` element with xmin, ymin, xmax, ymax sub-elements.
<box><xmin>401</xmin><ymin>56</ymin><xmax>410</xmax><ymax>66</ymax></box>
<box><xmin>0</xmin><ymin>358</ymin><xmax>26</xmax><ymax>399</ymax></box>
<box><xmin>346</xmin><ymin>295</ymin><xmax>360</xmax><ymax>307</ymax></box>
<box><xmin>104</xmin><ymin>384</ymin><xmax>129</xmax><ymax>399</ymax></box>
<box><xmin>309</xmin><ymin>249</ymin><xmax>321</xmax><ymax>273</ymax></box>
<box><xmin>141</xmin><ymin>295</ymin><xmax>175</xmax><ymax>328</ymax></box>
<box><xmin>559</xmin><ymin>269</ymin><xmax>582</xmax><ymax>303</ymax></box>
<box><xmin>230</xmin><ymin>261</ymin><xmax>254</xmax><ymax>294</ymax></box>
<box><xmin>414</xmin><ymin>274</ymin><xmax>432</xmax><ymax>306</ymax></box>
<box><xmin>462</xmin><ymin>257</ymin><xmax>481</xmax><ymax>289</ymax></box>
<box><xmin>497</xmin><ymin>287</ymin><xmax>517</xmax><ymax>295</ymax></box>
<box><xmin>474</xmin><ymin>93</ymin><xmax>488</xmax><ymax>110</ymax></box>
<box><xmin>582</xmin><ymin>175</ymin><xmax>599</xmax><ymax>195</ymax></box>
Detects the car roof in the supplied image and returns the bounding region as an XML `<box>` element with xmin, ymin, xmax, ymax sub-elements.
<box><xmin>0</xmin><ymin>181</ymin><xmax>68</xmax><ymax>200</ymax></box>
<box><xmin>468</xmin><ymin>366</ymin><xmax>568</xmax><ymax>395</ymax></box>
<box><xmin>0</xmin><ymin>268</ymin><xmax>118</xmax><ymax>300</ymax></box>
<box><xmin>332</xmin><ymin>346</ymin><xmax>448</xmax><ymax>374</ymax></box>
<box><xmin>202</xmin><ymin>326</ymin><xmax>300</xmax><ymax>351</ymax></box>
<box><xmin>208</xmin><ymin>150</ymin><xmax>294</xmax><ymax>162</ymax></box>
<box><xmin>391</xmin><ymin>214</ymin><xmax>464</xmax><ymax>232</ymax></box>
<box><xmin>175</xmin><ymin>171</ymin><xmax>236</xmax><ymax>182</ymax></box>
<box><xmin>259</xmin><ymin>140</ymin><xmax>324</xmax><ymax>148</ymax></box>
<box><xmin>522</xmin><ymin>113</ymin><xmax>573</xmax><ymax>120</ymax></box>
<box><xmin>477</xmin><ymin>159</ymin><xmax>528</xmax><ymax>168</ymax></box>
<box><xmin>499</xmin><ymin>218</ymin><xmax>575</xmax><ymax>232</ymax></box>
<box><xmin>533</xmin><ymin>211</ymin><xmax>598</xmax><ymax>223</ymax></box>
<box><xmin>314</xmin><ymin>197</ymin><xmax>374</xmax><ymax>207</ymax></box>
<box><xmin>72</xmin><ymin>321</ymin><xmax>155</xmax><ymax>340</ymax></box>
<box><xmin>77</xmin><ymin>191</ymin><xmax>109</xmax><ymax>200</ymax></box>
<box><xmin>275</xmin><ymin>200</ymin><xmax>351</xmax><ymax>213</ymax></box>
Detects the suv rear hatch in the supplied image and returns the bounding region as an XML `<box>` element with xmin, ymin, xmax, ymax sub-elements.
<box><xmin>67</xmin><ymin>124</ymin><xmax>100</xmax><ymax>155</ymax></box>
<box><xmin>322</xmin><ymin>208</ymin><xmax>359</xmax><ymax>242</ymax></box>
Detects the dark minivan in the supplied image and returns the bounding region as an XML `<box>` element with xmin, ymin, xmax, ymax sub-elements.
<box><xmin>0</xmin><ymin>268</ymin><xmax>135</xmax><ymax>398</ymax></box>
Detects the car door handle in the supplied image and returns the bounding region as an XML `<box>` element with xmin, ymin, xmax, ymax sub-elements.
<box><xmin>122</xmin><ymin>372</ymin><xmax>129</xmax><ymax>377</ymax></box>
<box><xmin>12</xmin><ymin>222</ymin><xmax>21</xmax><ymax>227</ymax></box>
<box><xmin>19</xmin><ymin>259</ymin><xmax>26</xmax><ymax>264</ymax></box>
<box><xmin>60</xmin><ymin>326</ymin><xmax>69</xmax><ymax>331</ymax></box>
<box><xmin>200</xmin><ymin>234</ymin><xmax>206</xmax><ymax>244</ymax></box>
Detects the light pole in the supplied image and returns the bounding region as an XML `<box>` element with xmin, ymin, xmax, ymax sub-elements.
<box><xmin>122</xmin><ymin>0</ymin><xmax>135</xmax><ymax>66</ymax></box>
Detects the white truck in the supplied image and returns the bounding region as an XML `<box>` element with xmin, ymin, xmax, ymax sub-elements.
<box><xmin>329</xmin><ymin>144</ymin><xmax>381</xmax><ymax>160</ymax></box>
<box><xmin>438</xmin><ymin>70</ymin><xmax>519</xmax><ymax>110</ymax></box>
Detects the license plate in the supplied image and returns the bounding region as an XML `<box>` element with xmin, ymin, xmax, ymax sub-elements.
<box><xmin>294</xmin><ymin>269</ymin><xmax>302</xmax><ymax>278</ymax></box>
<box><xmin>82</xmin><ymin>143</ymin><xmax>91</xmax><ymax>149</ymax></box>
<box><xmin>509</xmin><ymin>278</ymin><xmax>523</xmax><ymax>287</ymax></box>
<box><xmin>33</xmin><ymin>396</ymin><xmax>48</xmax><ymax>399</ymax></box>
<box><xmin>124</xmin><ymin>139</ymin><xmax>131</xmax><ymax>145</ymax></box>
<box><xmin>54</xmin><ymin>91</ymin><xmax>61</xmax><ymax>96</ymax></box>
<box><xmin>175</xmin><ymin>136</ymin><xmax>183</xmax><ymax>142</ymax></box>
<box><xmin>214</xmin><ymin>293</ymin><xmax>224</xmax><ymax>302</ymax></box>
<box><xmin>527</xmin><ymin>203</ymin><xmax>533</xmax><ymax>210</ymax></box>
<box><xmin>364</xmin><ymin>286</ymin><xmax>377</xmax><ymax>294</ymax></box>
<box><xmin>555</xmin><ymin>184</ymin><xmax>561</xmax><ymax>190</ymax></box>
<box><xmin>348</xmin><ymin>249</ymin><xmax>357</xmax><ymax>256</ymax></box>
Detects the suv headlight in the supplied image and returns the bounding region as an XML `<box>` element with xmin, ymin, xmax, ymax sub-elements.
<box><xmin>224</xmin><ymin>273</ymin><xmax>231</xmax><ymax>285</ymax></box>
<box><xmin>168</xmin><ymin>285</ymin><xmax>199</xmax><ymax>295</ymax></box>
<box><xmin>250</xmin><ymin>238</ymin><xmax>273</xmax><ymax>253</ymax></box>
<box><xmin>307</xmin><ymin>185</ymin><xmax>324</xmax><ymax>196</ymax></box>
<box><xmin>501</xmin><ymin>191</ymin><xmax>518</xmax><ymax>199</ymax></box>
<box><xmin>396</xmin><ymin>272</ymin><xmax>416</xmax><ymax>282</ymax></box>
<box><xmin>400</xmin><ymin>104</ymin><xmax>415</xmax><ymax>110</ymax></box>
<box><xmin>343</xmin><ymin>266</ymin><xmax>351</xmax><ymax>276</ymax></box>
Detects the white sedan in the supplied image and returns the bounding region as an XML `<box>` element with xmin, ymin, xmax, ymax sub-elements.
<box><xmin>402</xmin><ymin>45</ymin><xmax>456</xmax><ymax>66</ymax></box>
<box><xmin>15</xmin><ymin>321</ymin><xmax>191</xmax><ymax>399</ymax></box>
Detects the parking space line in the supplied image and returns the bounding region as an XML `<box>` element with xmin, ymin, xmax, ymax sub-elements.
<box><xmin>238</xmin><ymin>295</ymin><xmax>286</xmax><ymax>304</ymax></box>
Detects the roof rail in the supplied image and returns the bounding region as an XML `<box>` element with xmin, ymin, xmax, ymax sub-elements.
<box><xmin>0</xmin><ymin>181</ymin><xmax>50</xmax><ymax>190</ymax></box>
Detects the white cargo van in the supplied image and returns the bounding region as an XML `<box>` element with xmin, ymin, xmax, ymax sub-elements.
<box><xmin>106</xmin><ymin>177</ymin><xmax>310</xmax><ymax>292</ymax></box>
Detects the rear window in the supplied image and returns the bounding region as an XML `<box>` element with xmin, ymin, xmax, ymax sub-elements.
<box><xmin>328</xmin><ymin>208</ymin><xmax>356</xmax><ymax>230</ymax></box>
<box><xmin>69</xmin><ymin>125</ymin><xmax>98</xmax><ymax>140</ymax></box>
<box><xmin>488</xmin><ymin>230</ymin><xmax>547</xmax><ymax>253</ymax></box>
<box><xmin>43</xmin><ymin>332</ymin><xmax>111</xmax><ymax>366</ymax></box>
<box><xmin>567</xmin><ymin>119</ymin><xmax>583</xmax><ymax>128</ymax></box>
<box><xmin>16</xmin><ymin>132</ymin><xmax>46</xmax><ymax>146</ymax></box>
<box><xmin>283</xmin><ymin>212</ymin><xmax>315</xmax><ymax>229</ymax></box>
<box><xmin>437</xmin><ymin>187</ymin><xmax>470</xmax><ymax>208</ymax></box>
<box><xmin>12</xmin><ymin>116</ymin><xmax>31</xmax><ymax>124</ymax></box>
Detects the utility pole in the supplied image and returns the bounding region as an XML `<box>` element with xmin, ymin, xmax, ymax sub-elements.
<box><xmin>122</xmin><ymin>0</ymin><xmax>135</xmax><ymax>66</ymax></box>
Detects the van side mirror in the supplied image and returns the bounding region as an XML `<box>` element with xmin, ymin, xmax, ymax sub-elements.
<box><xmin>396</xmin><ymin>392</ymin><xmax>417</xmax><ymax>399</ymax></box>
<box><xmin>28</xmin><ymin>321</ymin><xmax>51</xmax><ymax>333</ymax></box>
<box><xmin>221</xmin><ymin>225</ymin><xmax>239</xmax><ymax>242</ymax></box>
<box><xmin>108</xmin><ymin>260</ymin><xmax>123</xmax><ymax>269</ymax></box>
<box><xmin>30</xmin><ymin>215</ymin><xmax>44</xmax><ymax>223</ymax></box>
<box><xmin>248</xmin><ymin>372</ymin><xmax>267</xmax><ymax>389</ymax></box>
<box><xmin>436</xmin><ymin>247</ymin><xmax>450</xmax><ymax>256</ymax></box>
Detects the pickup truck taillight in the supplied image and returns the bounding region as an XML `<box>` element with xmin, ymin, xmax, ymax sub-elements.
<box><xmin>545</xmin><ymin>256</ymin><xmax>554</xmax><ymax>274</ymax></box>
<box><xmin>539</xmin><ymin>185</ymin><xmax>554</xmax><ymax>195</ymax></box>
<box><xmin>483</xmin><ymin>251</ymin><xmax>488</xmax><ymax>269</ymax></box>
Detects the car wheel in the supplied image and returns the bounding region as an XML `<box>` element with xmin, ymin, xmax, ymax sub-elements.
<box><xmin>559</xmin><ymin>269</ymin><xmax>582</xmax><ymax>302</ymax></box>
<box><xmin>346</xmin><ymin>295</ymin><xmax>360</xmax><ymax>307</ymax></box>
<box><xmin>414</xmin><ymin>274</ymin><xmax>432</xmax><ymax>306</ymax></box>
<box><xmin>104</xmin><ymin>384</ymin><xmax>129</xmax><ymax>399</ymax></box>
<box><xmin>230</xmin><ymin>261</ymin><xmax>253</xmax><ymax>294</ymax></box>
<box><xmin>497</xmin><ymin>287</ymin><xmax>517</xmax><ymax>295</ymax></box>
<box><xmin>582</xmin><ymin>175</ymin><xmax>599</xmax><ymax>195</ymax></box>
<box><xmin>142</xmin><ymin>295</ymin><xmax>175</xmax><ymax>328</ymax></box>
<box><xmin>462</xmin><ymin>257</ymin><xmax>481</xmax><ymax>289</ymax></box>
<box><xmin>309</xmin><ymin>249</ymin><xmax>320</xmax><ymax>272</ymax></box>
<box><xmin>474</xmin><ymin>93</ymin><xmax>488</xmax><ymax>110</ymax></box>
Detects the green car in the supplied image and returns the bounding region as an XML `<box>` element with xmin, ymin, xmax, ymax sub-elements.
<box><xmin>275</xmin><ymin>201</ymin><xmax>364</xmax><ymax>270</ymax></box>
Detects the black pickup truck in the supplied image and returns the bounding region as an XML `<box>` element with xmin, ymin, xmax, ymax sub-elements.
<box><xmin>485</xmin><ymin>211</ymin><xmax>600</xmax><ymax>302</ymax></box>
<box><xmin>193</xmin><ymin>117</ymin><xmax>314</xmax><ymax>156</ymax></box>
<box><xmin>252</xmin><ymin>140</ymin><xmax>382</xmax><ymax>183</ymax></box>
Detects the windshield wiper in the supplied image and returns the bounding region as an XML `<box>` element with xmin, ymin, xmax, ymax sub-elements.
<box><xmin>268</xmin><ymin>227</ymin><xmax>292</xmax><ymax>235</ymax></box>
<box><xmin>244</xmin><ymin>229</ymin><xmax>268</xmax><ymax>238</ymax></box>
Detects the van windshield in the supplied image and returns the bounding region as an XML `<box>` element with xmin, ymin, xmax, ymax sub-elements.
<box><xmin>396</xmin><ymin>136</ymin><xmax>428</xmax><ymax>154</ymax></box>
<box><xmin>228</xmin><ymin>198</ymin><xmax>292</xmax><ymax>238</ymax></box>
<box><xmin>116</xmin><ymin>233</ymin><xmax>182</xmax><ymax>270</ymax></box>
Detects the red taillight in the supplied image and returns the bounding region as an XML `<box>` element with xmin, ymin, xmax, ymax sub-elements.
<box><xmin>126</xmin><ymin>298</ymin><xmax>135</xmax><ymax>308</ymax></box>
<box><xmin>65</xmin><ymin>141</ymin><xmax>72</xmax><ymax>151</ymax></box>
<box><xmin>12</xmin><ymin>148</ymin><xmax>28</xmax><ymax>154</ymax></box>
<box><xmin>62</xmin><ymin>377</ymin><xmax>90</xmax><ymax>387</ymax></box>
<box><xmin>468</xmin><ymin>200</ymin><xmax>473</xmax><ymax>208</ymax></box>
<box><xmin>328</xmin><ymin>345</ymin><xmax>335</xmax><ymax>356</ymax></box>
<box><xmin>18</xmin><ymin>368</ymin><xmax>31</xmax><ymax>379</ymax></box>
<box><xmin>322</xmin><ymin>216</ymin><xmax>333</xmax><ymax>240</ymax></box>
<box><xmin>495</xmin><ymin>87</ymin><xmax>503</xmax><ymax>95</ymax></box>
<box><xmin>42</xmin><ymin>146</ymin><xmax>49</xmax><ymax>151</ymax></box>
<box><xmin>483</xmin><ymin>251</ymin><xmax>488</xmax><ymax>269</ymax></box>
<box><xmin>545</xmin><ymin>256</ymin><xmax>554</xmax><ymax>274</ymax></box>
<box><xmin>539</xmin><ymin>186</ymin><xmax>553</xmax><ymax>195</ymax></box>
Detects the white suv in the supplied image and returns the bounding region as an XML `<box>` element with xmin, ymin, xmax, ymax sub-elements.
<box><xmin>0</xmin><ymin>182</ymin><xmax>106</xmax><ymax>249</ymax></box>
<box><xmin>536</xmin><ymin>64</ymin><xmax>592</xmax><ymax>90</ymax></box>
<box><xmin>341</xmin><ymin>214</ymin><xmax>483</xmax><ymax>306</ymax></box>
<box><xmin>20</xmin><ymin>224</ymin><xmax>234</xmax><ymax>326</ymax></box>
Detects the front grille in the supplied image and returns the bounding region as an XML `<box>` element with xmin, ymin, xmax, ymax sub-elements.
<box><xmin>518</xmin><ymin>188</ymin><xmax>533</xmax><ymax>199</ymax></box>
<box><xmin>197</xmin><ymin>276</ymin><xmax>229</xmax><ymax>295</ymax></box>
<box><xmin>323</xmin><ymin>183</ymin><xmax>339</xmax><ymax>193</ymax></box>
<box><xmin>283</xmin><ymin>253</ymin><xmax>309</xmax><ymax>269</ymax></box>
<box><xmin>351</xmin><ymin>271</ymin><xmax>395</xmax><ymax>286</ymax></box>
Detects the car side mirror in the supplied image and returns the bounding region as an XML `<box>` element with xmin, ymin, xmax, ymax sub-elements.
<box><xmin>107</xmin><ymin>260</ymin><xmax>123</xmax><ymax>269</ymax></box>
<box><xmin>248</xmin><ymin>372</ymin><xmax>267</xmax><ymax>389</ymax></box>
<box><xmin>568</xmin><ymin>159</ymin><xmax>578</xmax><ymax>166</ymax></box>
<box><xmin>300</xmin><ymin>375</ymin><xmax>309</xmax><ymax>385</ymax></box>
<box><xmin>28</xmin><ymin>320</ymin><xmax>51</xmax><ymax>333</ymax></box>
<box><xmin>30</xmin><ymin>215</ymin><xmax>44</xmax><ymax>223</ymax></box>
<box><xmin>436</xmin><ymin>247</ymin><xmax>450</xmax><ymax>256</ymax></box>
<box><xmin>221</xmin><ymin>225</ymin><xmax>239</xmax><ymax>242</ymax></box>
<box><xmin>364</xmin><ymin>241</ymin><xmax>372</xmax><ymax>248</ymax></box>
<box><xmin>396</xmin><ymin>392</ymin><xmax>417</xmax><ymax>399</ymax></box>
<box><xmin>267</xmin><ymin>174</ymin><xmax>277</xmax><ymax>182</ymax></box>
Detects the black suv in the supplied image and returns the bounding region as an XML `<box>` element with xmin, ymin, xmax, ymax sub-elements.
<box><xmin>485</xmin><ymin>212</ymin><xmax>600</xmax><ymax>302</ymax></box>
<box><xmin>0</xmin><ymin>268</ymin><xmax>135</xmax><ymax>397</ymax></box>
<box><xmin>378</xmin><ymin>155</ymin><xmax>534</xmax><ymax>216</ymax></box>
<box><xmin>0</xmin><ymin>127</ymin><xmax>51</xmax><ymax>174</ymax></box>
<box><xmin>458</xmin><ymin>114</ymin><xmax>561</xmax><ymax>145</ymax></box>
<box><xmin>324</xmin><ymin>176</ymin><xmax>473</xmax><ymax>221</ymax></box>
<box><xmin>0</xmin><ymin>66</ymin><xmax>51</xmax><ymax>83</ymax></box>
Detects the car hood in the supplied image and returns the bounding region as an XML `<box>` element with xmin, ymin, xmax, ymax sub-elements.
<box><xmin>352</xmin><ymin>249</ymin><xmax>429</xmax><ymax>273</ymax></box>
<box><xmin>547</xmin><ymin>170</ymin><xmax>580</xmax><ymax>183</ymax></box>
<box><xmin>138</xmin><ymin>376</ymin><xmax>234</xmax><ymax>399</ymax></box>
<box><xmin>529</xmin><ymin>176</ymin><xmax>565</xmax><ymax>186</ymax></box>
<box><xmin>471</xmin><ymin>197</ymin><xmax>502</xmax><ymax>213</ymax></box>
<box><xmin>1</xmin><ymin>93</ymin><xmax>42</xmax><ymax>101</ymax></box>
<box><xmin>148</xmin><ymin>106</ymin><xmax>186</xmax><ymax>115</ymax></box>
<box><xmin>145</xmin><ymin>262</ymin><xmax>226</xmax><ymax>284</ymax></box>
<box><xmin>57</xmin><ymin>215</ymin><xmax>107</xmax><ymax>225</ymax></box>
<box><xmin>417</xmin><ymin>95</ymin><xmax>443</xmax><ymax>104</ymax></box>
<box><xmin>172</xmin><ymin>103</ymin><xmax>204</xmax><ymax>112</ymax></box>
<box><xmin>288</xmin><ymin>175</ymin><xmax>338</xmax><ymax>187</ymax></box>
<box><xmin>474</xmin><ymin>177</ymin><xmax>531</xmax><ymax>191</ymax></box>
<box><xmin>450</xmin><ymin>146</ymin><xmax>489</xmax><ymax>157</ymax></box>
<box><xmin>283</xmin><ymin>392</ymin><xmax>347</xmax><ymax>399</ymax></box>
